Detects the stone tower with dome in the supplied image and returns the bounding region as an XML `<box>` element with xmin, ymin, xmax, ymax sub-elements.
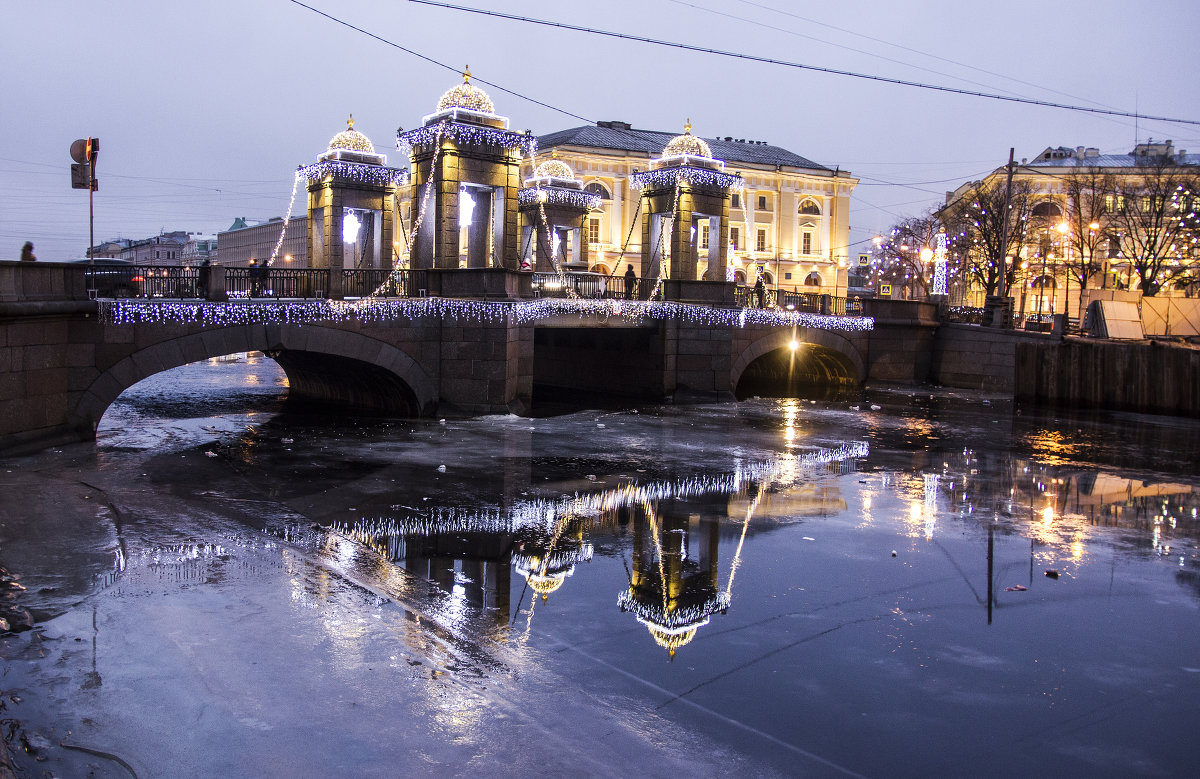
<box><xmin>303</xmin><ymin>115</ymin><xmax>407</xmax><ymax>297</ymax></box>
<box><xmin>398</xmin><ymin>68</ymin><xmax>536</xmax><ymax>277</ymax></box>
<box><xmin>630</xmin><ymin>121</ymin><xmax>743</xmax><ymax>293</ymax></box>
<box><xmin>518</xmin><ymin>153</ymin><xmax>601</xmax><ymax>273</ymax></box>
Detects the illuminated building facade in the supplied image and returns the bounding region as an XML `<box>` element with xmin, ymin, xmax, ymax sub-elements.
<box><xmin>534</xmin><ymin>121</ymin><xmax>858</xmax><ymax>293</ymax></box>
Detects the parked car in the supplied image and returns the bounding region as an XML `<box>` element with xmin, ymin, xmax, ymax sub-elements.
<box><xmin>68</xmin><ymin>258</ymin><xmax>143</xmax><ymax>298</ymax></box>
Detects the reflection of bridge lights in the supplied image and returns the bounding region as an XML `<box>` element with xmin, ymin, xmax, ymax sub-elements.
<box><xmin>789</xmin><ymin>339</ymin><xmax>799</xmax><ymax>351</ymax></box>
<box><xmin>1042</xmin><ymin>506</ymin><xmax>1055</xmax><ymax>525</ymax></box>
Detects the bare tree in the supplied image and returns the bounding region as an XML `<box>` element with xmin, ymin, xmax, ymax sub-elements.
<box><xmin>1106</xmin><ymin>157</ymin><xmax>1200</xmax><ymax>295</ymax></box>
<box><xmin>940</xmin><ymin>179</ymin><xmax>1034</xmax><ymax>296</ymax></box>
<box><xmin>1059</xmin><ymin>167</ymin><xmax>1115</xmax><ymax>305</ymax></box>
<box><xmin>872</xmin><ymin>213</ymin><xmax>941</xmax><ymax>298</ymax></box>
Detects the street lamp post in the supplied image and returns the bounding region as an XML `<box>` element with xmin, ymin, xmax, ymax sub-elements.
<box><xmin>1057</xmin><ymin>221</ymin><xmax>1070</xmax><ymax>322</ymax></box>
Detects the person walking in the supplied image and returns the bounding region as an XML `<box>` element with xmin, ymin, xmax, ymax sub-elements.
<box><xmin>19</xmin><ymin>242</ymin><xmax>35</xmax><ymax>262</ymax></box>
<box><xmin>249</xmin><ymin>259</ymin><xmax>261</xmax><ymax>297</ymax></box>
<box><xmin>754</xmin><ymin>274</ymin><xmax>766</xmax><ymax>308</ymax></box>
<box><xmin>624</xmin><ymin>264</ymin><xmax>636</xmax><ymax>300</ymax></box>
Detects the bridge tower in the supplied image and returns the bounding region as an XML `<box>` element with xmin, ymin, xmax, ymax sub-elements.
<box><xmin>398</xmin><ymin>68</ymin><xmax>535</xmax><ymax>271</ymax></box>
<box><xmin>303</xmin><ymin>117</ymin><xmax>408</xmax><ymax>297</ymax></box>
<box><xmin>631</xmin><ymin>122</ymin><xmax>743</xmax><ymax>287</ymax></box>
<box><xmin>517</xmin><ymin>153</ymin><xmax>601</xmax><ymax>272</ymax></box>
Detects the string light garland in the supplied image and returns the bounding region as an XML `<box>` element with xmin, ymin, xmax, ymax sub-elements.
<box><xmin>397</xmin><ymin>122</ymin><xmax>536</xmax><ymax>156</ymax></box>
<box><xmin>101</xmin><ymin>292</ymin><xmax>875</xmax><ymax>332</ymax></box>
<box><xmin>517</xmin><ymin>187</ymin><xmax>601</xmax><ymax>210</ymax></box>
<box><xmin>299</xmin><ymin>160</ymin><xmax>409</xmax><ymax>187</ymax></box>
<box><xmin>329</xmin><ymin>443</ymin><xmax>869</xmax><ymax>542</ymax></box>
<box><xmin>630</xmin><ymin>166</ymin><xmax>744</xmax><ymax>192</ymax></box>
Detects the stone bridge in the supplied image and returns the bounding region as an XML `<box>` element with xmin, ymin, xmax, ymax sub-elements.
<box><xmin>1</xmin><ymin>262</ymin><xmax>941</xmax><ymax>454</ymax></box>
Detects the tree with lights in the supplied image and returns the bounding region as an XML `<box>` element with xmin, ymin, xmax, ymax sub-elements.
<box><xmin>1103</xmin><ymin>157</ymin><xmax>1200</xmax><ymax>296</ymax></box>
<box><xmin>939</xmin><ymin>179</ymin><xmax>1034</xmax><ymax>298</ymax></box>
<box><xmin>871</xmin><ymin>213</ymin><xmax>941</xmax><ymax>299</ymax></box>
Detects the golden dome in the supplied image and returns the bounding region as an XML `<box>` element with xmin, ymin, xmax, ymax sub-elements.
<box><xmin>527</xmin><ymin>574</ymin><xmax>566</xmax><ymax>601</ymax></box>
<box><xmin>649</xmin><ymin>626</ymin><xmax>698</xmax><ymax>656</ymax></box>
<box><xmin>327</xmin><ymin>114</ymin><xmax>375</xmax><ymax>153</ymax></box>
<box><xmin>662</xmin><ymin>119</ymin><xmax>712</xmax><ymax>160</ymax></box>
<box><xmin>436</xmin><ymin>66</ymin><xmax>496</xmax><ymax>114</ymax></box>
<box><xmin>534</xmin><ymin>158</ymin><xmax>575</xmax><ymax>180</ymax></box>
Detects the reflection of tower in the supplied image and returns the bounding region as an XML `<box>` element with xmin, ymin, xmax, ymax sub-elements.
<box><xmin>631</xmin><ymin>121</ymin><xmax>742</xmax><ymax>285</ymax></box>
<box><xmin>618</xmin><ymin>502</ymin><xmax>728</xmax><ymax>657</ymax></box>
<box><xmin>399</xmin><ymin>68</ymin><xmax>534</xmax><ymax>271</ymax></box>
<box><xmin>513</xmin><ymin>516</ymin><xmax>593</xmax><ymax>602</ymax></box>
<box><xmin>304</xmin><ymin>116</ymin><xmax>407</xmax><ymax>297</ymax></box>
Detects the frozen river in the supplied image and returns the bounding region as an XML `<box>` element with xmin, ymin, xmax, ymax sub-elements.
<box><xmin>1</xmin><ymin>354</ymin><xmax>1198</xmax><ymax>777</ymax></box>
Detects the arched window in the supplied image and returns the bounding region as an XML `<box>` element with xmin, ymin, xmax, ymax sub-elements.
<box><xmin>1032</xmin><ymin>201</ymin><xmax>1062</xmax><ymax>218</ymax></box>
<box><xmin>799</xmin><ymin>199</ymin><xmax>821</xmax><ymax>216</ymax></box>
<box><xmin>804</xmin><ymin>272</ymin><xmax>822</xmax><ymax>286</ymax></box>
<box><xmin>584</xmin><ymin>182</ymin><xmax>611</xmax><ymax>200</ymax></box>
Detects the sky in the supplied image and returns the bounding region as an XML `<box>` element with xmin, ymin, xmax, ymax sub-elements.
<box><xmin>3</xmin><ymin>0</ymin><xmax>1198</xmax><ymax>261</ymax></box>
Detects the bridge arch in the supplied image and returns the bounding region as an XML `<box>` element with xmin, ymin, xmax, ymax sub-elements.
<box><xmin>731</xmin><ymin>328</ymin><xmax>865</xmax><ymax>397</ymax></box>
<box><xmin>72</xmin><ymin>325</ymin><xmax>437</xmax><ymax>435</ymax></box>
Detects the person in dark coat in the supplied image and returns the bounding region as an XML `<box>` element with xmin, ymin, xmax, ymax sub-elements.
<box><xmin>19</xmin><ymin>242</ymin><xmax>35</xmax><ymax>262</ymax></box>
<box><xmin>754</xmin><ymin>275</ymin><xmax>766</xmax><ymax>308</ymax></box>
<box><xmin>624</xmin><ymin>264</ymin><xmax>637</xmax><ymax>300</ymax></box>
<box><xmin>198</xmin><ymin>259</ymin><xmax>211</xmax><ymax>299</ymax></box>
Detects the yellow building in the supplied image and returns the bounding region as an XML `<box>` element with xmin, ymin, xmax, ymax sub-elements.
<box><xmin>943</xmin><ymin>140</ymin><xmax>1200</xmax><ymax>319</ymax></box>
<box><xmin>533</xmin><ymin>121</ymin><xmax>858</xmax><ymax>294</ymax></box>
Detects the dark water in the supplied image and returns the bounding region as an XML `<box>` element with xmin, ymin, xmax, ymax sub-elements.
<box><xmin>1</xmin><ymin>354</ymin><xmax>1198</xmax><ymax>777</ymax></box>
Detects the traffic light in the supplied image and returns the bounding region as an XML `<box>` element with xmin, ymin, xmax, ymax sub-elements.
<box><xmin>69</xmin><ymin>138</ymin><xmax>99</xmax><ymax>189</ymax></box>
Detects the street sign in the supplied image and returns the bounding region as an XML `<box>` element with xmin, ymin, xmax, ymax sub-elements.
<box><xmin>70</xmin><ymin>138</ymin><xmax>88</xmax><ymax>164</ymax></box>
<box><xmin>70</xmin><ymin>162</ymin><xmax>91</xmax><ymax>189</ymax></box>
<box><xmin>879</xmin><ymin>284</ymin><xmax>893</xmax><ymax>296</ymax></box>
<box><xmin>857</xmin><ymin>253</ymin><xmax>869</xmax><ymax>266</ymax></box>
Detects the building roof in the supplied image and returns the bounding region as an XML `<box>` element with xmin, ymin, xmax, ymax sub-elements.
<box><xmin>538</xmin><ymin>122</ymin><xmax>833</xmax><ymax>173</ymax></box>
<box><xmin>1025</xmin><ymin>153</ymin><xmax>1200</xmax><ymax>169</ymax></box>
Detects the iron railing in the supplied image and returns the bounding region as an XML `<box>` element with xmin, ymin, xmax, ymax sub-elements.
<box><xmin>77</xmin><ymin>266</ymin><xmax>862</xmax><ymax>316</ymax></box>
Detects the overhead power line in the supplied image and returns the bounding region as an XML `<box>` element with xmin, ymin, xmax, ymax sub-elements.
<box><xmin>286</xmin><ymin>0</ymin><xmax>593</xmax><ymax>123</ymax></box>
<box><xmin>405</xmin><ymin>0</ymin><xmax>1200</xmax><ymax>127</ymax></box>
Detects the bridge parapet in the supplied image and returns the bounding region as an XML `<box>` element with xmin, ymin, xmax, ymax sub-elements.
<box><xmin>0</xmin><ymin>261</ymin><xmax>90</xmax><ymax>304</ymax></box>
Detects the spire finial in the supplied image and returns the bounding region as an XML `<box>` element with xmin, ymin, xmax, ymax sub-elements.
<box><xmin>684</xmin><ymin>118</ymin><xmax>692</xmax><ymax>134</ymax></box>
<box><xmin>347</xmin><ymin>113</ymin><xmax>355</xmax><ymax>130</ymax></box>
<box><xmin>463</xmin><ymin>65</ymin><xmax>471</xmax><ymax>83</ymax></box>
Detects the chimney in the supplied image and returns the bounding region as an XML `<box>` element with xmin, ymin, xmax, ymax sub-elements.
<box><xmin>1076</xmin><ymin>146</ymin><xmax>1085</xmax><ymax>159</ymax></box>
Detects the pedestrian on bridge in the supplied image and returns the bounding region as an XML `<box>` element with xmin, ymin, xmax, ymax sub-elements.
<box><xmin>754</xmin><ymin>275</ymin><xmax>766</xmax><ymax>308</ymax></box>
<box><xmin>19</xmin><ymin>242</ymin><xmax>35</xmax><ymax>262</ymax></box>
<box><xmin>249</xmin><ymin>259</ymin><xmax>262</xmax><ymax>297</ymax></box>
<box><xmin>624</xmin><ymin>264</ymin><xmax>636</xmax><ymax>300</ymax></box>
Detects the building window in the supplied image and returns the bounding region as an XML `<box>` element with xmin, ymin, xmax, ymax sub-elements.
<box><xmin>784</xmin><ymin>272</ymin><xmax>792</xmax><ymax>280</ymax></box>
<box><xmin>588</xmin><ymin>218</ymin><xmax>600</xmax><ymax>245</ymax></box>
<box><xmin>758</xmin><ymin>195</ymin><xmax>768</xmax><ymax>211</ymax></box>
<box><xmin>799</xmin><ymin>199</ymin><xmax>821</xmax><ymax>216</ymax></box>
<box><xmin>802</xmin><ymin>231</ymin><xmax>812</xmax><ymax>255</ymax></box>
<box><xmin>756</xmin><ymin>229</ymin><xmax>767</xmax><ymax>252</ymax></box>
<box><xmin>584</xmin><ymin>182</ymin><xmax>611</xmax><ymax>200</ymax></box>
<box><xmin>730</xmin><ymin>227</ymin><xmax>740</xmax><ymax>250</ymax></box>
<box><xmin>731</xmin><ymin>193</ymin><xmax>740</xmax><ymax>208</ymax></box>
<box><xmin>699</xmin><ymin>220</ymin><xmax>709</xmax><ymax>249</ymax></box>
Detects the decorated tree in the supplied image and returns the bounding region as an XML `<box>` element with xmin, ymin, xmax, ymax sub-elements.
<box><xmin>939</xmin><ymin>179</ymin><xmax>1034</xmax><ymax>297</ymax></box>
<box><xmin>1105</xmin><ymin>158</ymin><xmax>1200</xmax><ymax>295</ymax></box>
<box><xmin>871</xmin><ymin>213</ymin><xmax>941</xmax><ymax>299</ymax></box>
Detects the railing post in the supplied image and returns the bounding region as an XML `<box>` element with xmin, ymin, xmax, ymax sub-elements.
<box><xmin>206</xmin><ymin>264</ymin><xmax>228</xmax><ymax>302</ymax></box>
<box><xmin>820</xmin><ymin>294</ymin><xmax>832</xmax><ymax>315</ymax></box>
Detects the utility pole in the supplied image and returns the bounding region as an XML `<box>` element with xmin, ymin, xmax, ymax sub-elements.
<box><xmin>997</xmin><ymin>148</ymin><xmax>1015</xmax><ymax>299</ymax></box>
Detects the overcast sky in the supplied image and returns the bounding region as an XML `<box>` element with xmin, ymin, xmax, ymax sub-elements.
<box><xmin>4</xmin><ymin>0</ymin><xmax>1198</xmax><ymax>261</ymax></box>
